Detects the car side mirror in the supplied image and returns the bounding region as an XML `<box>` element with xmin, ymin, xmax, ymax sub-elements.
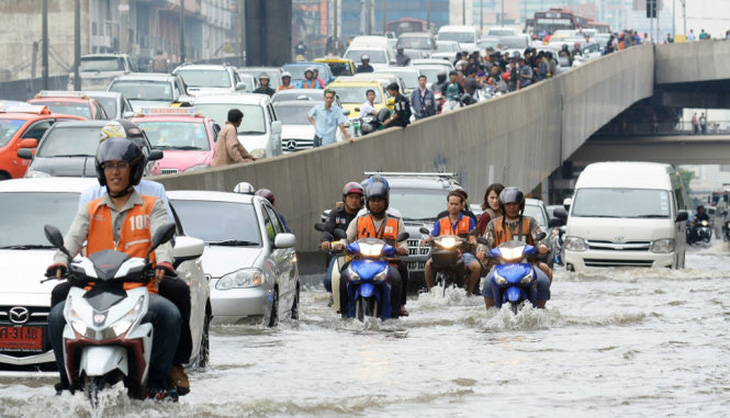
<box><xmin>675</xmin><ymin>211</ymin><xmax>689</xmax><ymax>223</ymax></box>
<box><xmin>548</xmin><ymin>218</ymin><xmax>563</xmax><ymax>228</ymax></box>
<box><xmin>274</xmin><ymin>233</ymin><xmax>296</xmax><ymax>249</ymax></box>
<box><xmin>343</xmin><ymin>109</ymin><xmax>351</xmax><ymax>116</ymax></box>
<box><xmin>123</xmin><ymin>111</ymin><xmax>136</xmax><ymax>119</ymax></box>
<box><xmin>17</xmin><ymin>148</ymin><xmax>34</xmax><ymax>160</ymax></box>
<box><xmin>354</xmin><ymin>107</ymin><xmax>360</xmax><ymax>112</ymax></box>
<box><xmin>419</xmin><ymin>227</ymin><xmax>430</xmax><ymax>234</ymax></box>
<box><xmin>19</xmin><ymin>138</ymin><xmax>38</xmax><ymax>148</ymax></box>
<box><xmin>172</xmin><ymin>236</ymin><xmax>205</xmax><ymax>269</ymax></box>
<box><xmin>271</xmin><ymin>120</ymin><xmax>282</xmax><ymax>135</ymax></box>
<box><xmin>236</xmin><ymin>82</ymin><xmax>246</xmax><ymax>90</ymax></box>
<box><xmin>148</xmin><ymin>149</ymin><xmax>163</xmax><ymax>161</ymax></box>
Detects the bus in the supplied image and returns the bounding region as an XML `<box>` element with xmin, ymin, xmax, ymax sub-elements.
<box><xmin>586</xmin><ymin>21</ymin><xmax>611</xmax><ymax>34</ymax></box>
<box><xmin>386</xmin><ymin>18</ymin><xmax>426</xmax><ymax>37</ymax></box>
<box><xmin>532</xmin><ymin>8</ymin><xmax>589</xmax><ymax>38</ymax></box>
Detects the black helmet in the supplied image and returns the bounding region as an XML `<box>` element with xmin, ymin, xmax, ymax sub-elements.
<box><xmin>364</xmin><ymin>175</ymin><xmax>390</xmax><ymax>209</ymax></box>
<box><xmin>95</xmin><ymin>136</ymin><xmax>145</xmax><ymax>192</ymax></box>
<box><xmin>498</xmin><ymin>187</ymin><xmax>525</xmax><ymax>215</ymax></box>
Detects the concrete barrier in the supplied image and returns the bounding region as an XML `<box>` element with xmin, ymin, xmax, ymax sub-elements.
<box><xmin>656</xmin><ymin>39</ymin><xmax>730</xmax><ymax>85</ymax></box>
<box><xmin>157</xmin><ymin>45</ymin><xmax>657</xmax><ymax>251</ymax></box>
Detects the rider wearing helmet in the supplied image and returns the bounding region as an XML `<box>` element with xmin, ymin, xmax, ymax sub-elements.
<box><xmin>300</xmin><ymin>67</ymin><xmax>319</xmax><ymax>89</ymax></box>
<box><xmin>476</xmin><ymin>187</ymin><xmax>552</xmax><ymax>309</ymax></box>
<box><xmin>320</xmin><ymin>182</ymin><xmax>365</xmax><ymax>295</ymax></box>
<box><xmin>253</xmin><ymin>73</ymin><xmax>275</xmax><ymax>97</ymax></box>
<box><xmin>344</xmin><ymin>175</ymin><xmax>409</xmax><ymax>317</ymax></box>
<box><xmin>278</xmin><ymin>71</ymin><xmax>294</xmax><ymax>91</ymax></box>
<box><xmin>255</xmin><ymin>188</ymin><xmax>291</xmax><ymax>233</ymax></box>
<box><xmin>47</xmin><ymin>136</ymin><xmax>182</xmax><ymax>399</ymax></box>
<box><xmin>355</xmin><ymin>55</ymin><xmax>374</xmax><ymax>73</ymax></box>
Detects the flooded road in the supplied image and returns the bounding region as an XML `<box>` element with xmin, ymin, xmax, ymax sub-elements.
<box><xmin>1</xmin><ymin>242</ymin><xmax>729</xmax><ymax>417</ymax></box>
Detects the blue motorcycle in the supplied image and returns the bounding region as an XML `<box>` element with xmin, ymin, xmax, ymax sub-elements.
<box><xmin>343</xmin><ymin>236</ymin><xmax>404</xmax><ymax>321</ymax></box>
<box><xmin>487</xmin><ymin>237</ymin><xmax>543</xmax><ymax>314</ymax></box>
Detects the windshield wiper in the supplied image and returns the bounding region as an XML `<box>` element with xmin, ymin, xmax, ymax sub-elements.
<box><xmin>633</xmin><ymin>214</ymin><xmax>668</xmax><ymax>219</ymax></box>
<box><xmin>238</xmin><ymin>131</ymin><xmax>265</xmax><ymax>135</ymax></box>
<box><xmin>154</xmin><ymin>145</ymin><xmax>203</xmax><ymax>150</ymax></box>
<box><xmin>0</xmin><ymin>244</ymin><xmax>56</xmax><ymax>250</ymax></box>
<box><xmin>403</xmin><ymin>217</ymin><xmax>436</xmax><ymax>222</ymax></box>
<box><xmin>52</xmin><ymin>154</ymin><xmax>94</xmax><ymax>158</ymax></box>
<box><xmin>208</xmin><ymin>239</ymin><xmax>259</xmax><ymax>247</ymax></box>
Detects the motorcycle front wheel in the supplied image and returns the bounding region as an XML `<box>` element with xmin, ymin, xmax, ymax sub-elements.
<box><xmin>85</xmin><ymin>375</ymin><xmax>105</xmax><ymax>407</ymax></box>
<box><xmin>356</xmin><ymin>296</ymin><xmax>379</xmax><ymax>321</ymax></box>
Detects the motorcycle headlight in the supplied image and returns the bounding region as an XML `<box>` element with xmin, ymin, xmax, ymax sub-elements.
<box><xmin>102</xmin><ymin>296</ymin><xmax>145</xmax><ymax>340</ymax></box>
<box><xmin>347</xmin><ymin>267</ymin><xmax>360</xmax><ymax>281</ymax></box>
<box><xmin>493</xmin><ymin>271</ymin><xmax>507</xmax><ymax>285</ymax></box>
<box><xmin>701</xmin><ymin>220</ymin><xmax>709</xmax><ymax>227</ymax></box>
<box><xmin>650</xmin><ymin>238</ymin><xmax>675</xmax><ymax>254</ymax></box>
<box><xmin>68</xmin><ymin>307</ymin><xmax>91</xmax><ymax>338</ymax></box>
<box><xmin>565</xmin><ymin>236</ymin><xmax>587</xmax><ymax>252</ymax></box>
<box><xmin>216</xmin><ymin>268</ymin><xmax>264</xmax><ymax>290</ymax></box>
<box><xmin>373</xmin><ymin>268</ymin><xmax>388</xmax><ymax>283</ymax></box>
<box><xmin>726</xmin><ymin>222</ymin><xmax>730</xmax><ymax>229</ymax></box>
<box><xmin>499</xmin><ymin>247</ymin><xmax>525</xmax><ymax>262</ymax></box>
<box><xmin>358</xmin><ymin>242</ymin><xmax>384</xmax><ymax>257</ymax></box>
<box><xmin>521</xmin><ymin>269</ymin><xmax>535</xmax><ymax>284</ymax></box>
<box><xmin>436</xmin><ymin>236</ymin><xmax>458</xmax><ymax>249</ymax></box>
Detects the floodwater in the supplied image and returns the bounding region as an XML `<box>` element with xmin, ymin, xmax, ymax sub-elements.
<box><xmin>1</xmin><ymin>242</ymin><xmax>729</xmax><ymax>417</ymax></box>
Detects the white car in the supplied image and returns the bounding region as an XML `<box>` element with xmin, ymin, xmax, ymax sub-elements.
<box><xmin>167</xmin><ymin>190</ymin><xmax>300</xmax><ymax>326</ymax></box>
<box><xmin>0</xmin><ymin>178</ymin><xmax>211</xmax><ymax>368</ymax></box>
<box><xmin>172</xmin><ymin>64</ymin><xmax>247</xmax><ymax>96</ymax></box>
<box><xmin>193</xmin><ymin>93</ymin><xmax>283</xmax><ymax>159</ymax></box>
<box><xmin>274</xmin><ymin>100</ymin><xmax>351</xmax><ymax>152</ymax></box>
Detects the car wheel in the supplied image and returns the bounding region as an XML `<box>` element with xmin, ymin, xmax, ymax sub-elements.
<box><xmin>0</xmin><ymin>172</ymin><xmax>10</xmax><ymax>181</ymax></box>
<box><xmin>197</xmin><ymin>303</ymin><xmax>211</xmax><ymax>368</ymax></box>
<box><xmin>290</xmin><ymin>283</ymin><xmax>300</xmax><ymax>320</ymax></box>
<box><xmin>267</xmin><ymin>286</ymin><xmax>279</xmax><ymax>327</ymax></box>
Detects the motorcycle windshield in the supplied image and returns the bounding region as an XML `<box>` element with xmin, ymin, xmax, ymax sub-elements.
<box><xmin>495</xmin><ymin>263</ymin><xmax>532</xmax><ymax>284</ymax></box>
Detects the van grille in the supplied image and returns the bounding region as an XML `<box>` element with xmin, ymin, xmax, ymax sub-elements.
<box><xmin>583</xmin><ymin>259</ymin><xmax>654</xmax><ymax>268</ymax></box>
<box><xmin>586</xmin><ymin>240</ymin><xmax>651</xmax><ymax>251</ymax></box>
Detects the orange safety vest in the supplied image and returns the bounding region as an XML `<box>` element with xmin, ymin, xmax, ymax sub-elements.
<box><xmin>301</xmin><ymin>79</ymin><xmax>318</xmax><ymax>89</ymax></box>
<box><xmin>437</xmin><ymin>215</ymin><xmax>471</xmax><ymax>237</ymax></box>
<box><xmin>356</xmin><ymin>214</ymin><xmax>399</xmax><ymax>246</ymax></box>
<box><xmin>87</xmin><ymin>195</ymin><xmax>159</xmax><ymax>293</ymax></box>
<box><xmin>277</xmin><ymin>85</ymin><xmax>294</xmax><ymax>91</ymax></box>
<box><xmin>493</xmin><ymin>217</ymin><xmax>533</xmax><ymax>246</ymax></box>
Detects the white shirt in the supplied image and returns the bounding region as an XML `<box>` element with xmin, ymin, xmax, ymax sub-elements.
<box><xmin>361</xmin><ymin>100</ymin><xmax>376</xmax><ymax>117</ymax></box>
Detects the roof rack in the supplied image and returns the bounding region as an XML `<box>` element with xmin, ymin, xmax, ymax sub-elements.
<box><xmin>35</xmin><ymin>90</ymin><xmax>89</xmax><ymax>99</ymax></box>
<box><xmin>363</xmin><ymin>172</ymin><xmax>458</xmax><ymax>179</ymax></box>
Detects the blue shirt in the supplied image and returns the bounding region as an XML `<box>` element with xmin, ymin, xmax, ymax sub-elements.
<box><xmin>307</xmin><ymin>104</ymin><xmax>347</xmax><ymax>146</ymax></box>
<box><xmin>79</xmin><ymin>180</ymin><xmax>174</xmax><ymax>223</ymax></box>
<box><xmin>430</xmin><ymin>213</ymin><xmax>475</xmax><ymax>236</ymax></box>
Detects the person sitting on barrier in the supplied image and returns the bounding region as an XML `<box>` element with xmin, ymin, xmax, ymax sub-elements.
<box><xmin>423</xmin><ymin>190</ymin><xmax>481</xmax><ymax>295</ymax></box>
<box><xmin>383</xmin><ymin>83</ymin><xmax>411</xmax><ymax>128</ymax></box>
<box><xmin>476</xmin><ymin>187</ymin><xmax>552</xmax><ymax>310</ymax></box>
<box><xmin>443</xmin><ymin>71</ymin><xmax>465</xmax><ymax>102</ymax></box>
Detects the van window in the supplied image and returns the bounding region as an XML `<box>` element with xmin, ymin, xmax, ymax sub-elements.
<box><xmin>572</xmin><ymin>188</ymin><xmax>670</xmax><ymax>219</ymax></box>
<box><xmin>438</xmin><ymin>32</ymin><xmax>476</xmax><ymax>44</ymax></box>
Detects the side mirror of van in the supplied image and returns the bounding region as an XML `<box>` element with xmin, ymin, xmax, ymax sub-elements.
<box><xmin>553</xmin><ymin>207</ymin><xmax>568</xmax><ymax>220</ymax></box>
<box><xmin>675</xmin><ymin>211</ymin><xmax>689</xmax><ymax>223</ymax></box>
<box><xmin>548</xmin><ymin>218</ymin><xmax>563</xmax><ymax>228</ymax></box>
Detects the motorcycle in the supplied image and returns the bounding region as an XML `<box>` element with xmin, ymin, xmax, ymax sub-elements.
<box><xmin>481</xmin><ymin>232</ymin><xmax>546</xmax><ymax>314</ymax></box>
<box><xmin>687</xmin><ymin>219</ymin><xmax>712</xmax><ymax>245</ymax></box>
<box><xmin>43</xmin><ymin>222</ymin><xmax>176</xmax><ymax>404</ymax></box>
<box><xmin>343</xmin><ymin>232</ymin><xmax>408</xmax><ymax>321</ymax></box>
<box><xmin>419</xmin><ymin>227</ymin><xmax>469</xmax><ymax>296</ymax></box>
<box><xmin>357</xmin><ymin>109</ymin><xmax>390</xmax><ymax>136</ymax></box>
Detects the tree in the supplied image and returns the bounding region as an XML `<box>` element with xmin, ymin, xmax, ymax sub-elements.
<box><xmin>679</xmin><ymin>168</ymin><xmax>695</xmax><ymax>196</ymax></box>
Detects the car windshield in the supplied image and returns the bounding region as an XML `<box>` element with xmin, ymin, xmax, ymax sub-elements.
<box><xmin>238</xmin><ymin>71</ymin><xmax>280</xmax><ymax>89</ymax></box>
<box><xmin>0</xmin><ymin>119</ymin><xmax>25</xmax><ymax>147</ymax></box>
<box><xmin>109</xmin><ymin>80</ymin><xmax>174</xmax><ymax>101</ymax></box>
<box><xmin>80</xmin><ymin>57</ymin><xmax>124</xmax><ymax>72</ymax></box>
<box><xmin>274</xmin><ymin>105</ymin><xmax>315</xmax><ymax>125</ymax></box>
<box><xmin>195</xmin><ymin>103</ymin><xmax>266</xmax><ymax>135</ymax></box>
<box><xmin>34</xmin><ymin>102</ymin><xmax>91</xmax><ymax>119</ymax></box>
<box><xmin>416</xmin><ymin>67</ymin><xmax>443</xmax><ymax>83</ymax></box>
<box><xmin>333</xmin><ymin>86</ymin><xmax>382</xmax><ymax>104</ymax></box>
<box><xmin>389</xmin><ymin>188</ymin><xmax>450</xmax><ymax>221</ymax></box>
<box><xmin>326</xmin><ymin>62</ymin><xmax>354</xmax><ymax>77</ymax></box>
<box><xmin>343</xmin><ymin>50</ymin><xmax>388</xmax><ymax>64</ymax></box>
<box><xmin>436</xmin><ymin>42</ymin><xmax>457</xmax><ymax>52</ymax></box>
<box><xmin>271</xmin><ymin>91</ymin><xmax>320</xmax><ymax>103</ymax></box>
<box><xmin>176</xmin><ymin>69</ymin><xmax>231</xmax><ymax>88</ymax></box>
<box><xmin>487</xmin><ymin>29</ymin><xmax>515</xmax><ymax>37</ymax></box>
<box><xmin>524</xmin><ymin>204</ymin><xmax>548</xmax><ymax>228</ymax></box>
<box><xmin>438</xmin><ymin>32</ymin><xmax>475</xmax><ymax>43</ymax></box>
<box><xmin>572</xmin><ymin>188</ymin><xmax>671</xmax><ymax>219</ymax></box>
<box><xmin>35</xmin><ymin>126</ymin><xmax>101</xmax><ymax>157</ymax></box>
<box><xmin>92</xmin><ymin>97</ymin><xmax>117</xmax><ymax>117</ymax></box>
<box><xmin>499</xmin><ymin>36</ymin><xmax>528</xmax><ymax>49</ymax></box>
<box><xmin>380</xmin><ymin>71</ymin><xmax>419</xmax><ymax>89</ymax></box>
<box><xmin>397</xmin><ymin>37</ymin><xmax>433</xmax><ymax>49</ymax></box>
<box><xmin>135</xmin><ymin>121</ymin><xmax>210</xmax><ymax>151</ymax></box>
<box><xmin>171</xmin><ymin>200</ymin><xmax>262</xmax><ymax>246</ymax></box>
<box><xmin>477</xmin><ymin>39</ymin><xmax>499</xmax><ymax>50</ymax></box>
<box><xmin>0</xmin><ymin>192</ymin><xmax>80</xmax><ymax>247</ymax></box>
<box><xmin>282</xmin><ymin>64</ymin><xmax>331</xmax><ymax>80</ymax></box>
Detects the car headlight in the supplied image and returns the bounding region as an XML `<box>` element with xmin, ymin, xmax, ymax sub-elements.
<box><xmin>565</xmin><ymin>236</ymin><xmax>587</xmax><ymax>252</ymax></box>
<box><xmin>183</xmin><ymin>163</ymin><xmax>210</xmax><ymax>173</ymax></box>
<box><xmin>493</xmin><ymin>271</ymin><xmax>507</xmax><ymax>285</ymax></box>
<box><xmin>650</xmin><ymin>238</ymin><xmax>675</xmax><ymax>254</ymax></box>
<box><xmin>373</xmin><ymin>268</ymin><xmax>388</xmax><ymax>283</ymax></box>
<box><xmin>102</xmin><ymin>296</ymin><xmax>144</xmax><ymax>339</ymax></box>
<box><xmin>25</xmin><ymin>170</ymin><xmax>51</xmax><ymax>178</ymax></box>
<box><xmin>436</xmin><ymin>236</ymin><xmax>458</xmax><ymax>249</ymax></box>
<box><xmin>726</xmin><ymin>222</ymin><xmax>730</xmax><ymax>229</ymax></box>
<box><xmin>250</xmin><ymin>148</ymin><xmax>266</xmax><ymax>159</ymax></box>
<box><xmin>216</xmin><ymin>268</ymin><xmax>264</xmax><ymax>290</ymax></box>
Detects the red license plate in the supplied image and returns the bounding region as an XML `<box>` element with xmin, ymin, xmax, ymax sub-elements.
<box><xmin>0</xmin><ymin>325</ymin><xmax>44</xmax><ymax>352</ymax></box>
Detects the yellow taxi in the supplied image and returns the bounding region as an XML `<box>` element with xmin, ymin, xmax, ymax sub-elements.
<box><xmin>325</xmin><ymin>80</ymin><xmax>393</xmax><ymax>119</ymax></box>
<box><xmin>313</xmin><ymin>57</ymin><xmax>355</xmax><ymax>77</ymax></box>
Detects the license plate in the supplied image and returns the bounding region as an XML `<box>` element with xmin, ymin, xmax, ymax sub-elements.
<box><xmin>0</xmin><ymin>325</ymin><xmax>44</xmax><ymax>352</ymax></box>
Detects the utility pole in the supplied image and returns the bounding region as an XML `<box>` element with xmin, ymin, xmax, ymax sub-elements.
<box><xmin>120</xmin><ymin>0</ymin><xmax>129</xmax><ymax>54</ymax></box>
<box><xmin>682</xmin><ymin>0</ymin><xmax>686</xmax><ymax>36</ymax></box>
<box><xmin>334</xmin><ymin>0</ymin><xmax>338</xmax><ymax>40</ymax></box>
<box><xmin>74</xmin><ymin>0</ymin><xmax>81</xmax><ymax>90</ymax></box>
<box><xmin>383</xmin><ymin>0</ymin><xmax>387</xmax><ymax>34</ymax></box>
<box><xmin>501</xmin><ymin>0</ymin><xmax>504</xmax><ymax>27</ymax></box>
<box><xmin>462</xmin><ymin>0</ymin><xmax>466</xmax><ymax>25</ymax></box>
<box><xmin>480</xmin><ymin>0</ymin><xmax>483</xmax><ymax>32</ymax></box>
<box><xmin>42</xmin><ymin>0</ymin><xmax>48</xmax><ymax>90</ymax></box>
<box><xmin>179</xmin><ymin>0</ymin><xmax>186</xmax><ymax>63</ymax></box>
<box><xmin>239</xmin><ymin>0</ymin><xmax>245</xmax><ymax>62</ymax></box>
<box><xmin>672</xmin><ymin>0</ymin><xmax>675</xmax><ymax>38</ymax></box>
<box><xmin>426</xmin><ymin>0</ymin><xmax>430</xmax><ymax>31</ymax></box>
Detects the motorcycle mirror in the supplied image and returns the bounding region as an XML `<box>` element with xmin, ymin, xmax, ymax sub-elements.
<box><xmin>548</xmin><ymin>218</ymin><xmax>563</xmax><ymax>228</ymax></box>
<box><xmin>419</xmin><ymin>227</ymin><xmax>430</xmax><ymax>235</ymax></box>
<box><xmin>44</xmin><ymin>225</ymin><xmax>72</xmax><ymax>259</ymax></box>
<box><xmin>397</xmin><ymin>232</ymin><xmax>410</xmax><ymax>242</ymax></box>
<box><xmin>333</xmin><ymin>229</ymin><xmax>347</xmax><ymax>240</ymax></box>
<box><xmin>477</xmin><ymin>237</ymin><xmax>488</xmax><ymax>245</ymax></box>
<box><xmin>314</xmin><ymin>223</ymin><xmax>326</xmax><ymax>232</ymax></box>
<box><xmin>535</xmin><ymin>232</ymin><xmax>547</xmax><ymax>241</ymax></box>
<box><xmin>148</xmin><ymin>223</ymin><xmax>176</xmax><ymax>256</ymax></box>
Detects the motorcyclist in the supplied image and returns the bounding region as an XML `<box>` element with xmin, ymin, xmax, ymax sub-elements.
<box><xmin>300</xmin><ymin>67</ymin><xmax>319</xmax><ymax>89</ymax></box>
<box><xmin>443</xmin><ymin>71</ymin><xmax>465</xmax><ymax>102</ymax></box>
<box><xmin>693</xmin><ymin>205</ymin><xmax>710</xmax><ymax>225</ymax></box>
<box><xmin>47</xmin><ymin>136</ymin><xmax>182</xmax><ymax>400</ymax></box>
<box><xmin>343</xmin><ymin>176</ymin><xmax>408</xmax><ymax>317</ymax></box>
<box><xmin>295</xmin><ymin>40</ymin><xmax>308</xmax><ymax>59</ymax></box>
<box><xmin>255</xmin><ymin>188</ymin><xmax>291</xmax><ymax>233</ymax></box>
<box><xmin>277</xmin><ymin>72</ymin><xmax>295</xmax><ymax>91</ymax></box>
<box><xmin>689</xmin><ymin>205</ymin><xmax>712</xmax><ymax>244</ymax></box>
<box><xmin>476</xmin><ymin>187</ymin><xmax>552</xmax><ymax>310</ymax></box>
<box><xmin>432</xmin><ymin>71</ymin><xmax>448</xmax><ymax>94</ymax></box>
<box><xmin>355</xmin><ymin>55</ymin><xmax>375</xmax><ymax>73</ymax></box>
<box><xmin>423</xmin><ymin>190</ymin><xmax>481</xmax><ymax>295</ymax></box>
<box><xmin>320</xmin><ymin>182</ymin><xmax>364</xmax><ymax>300</ymax></box>
<box><xmin>253</xmin><ymin>73</ymin><xmax>276</xmax><ymax>97</ymax></box>
<box><xmin>395</xmin><ymin>46</ymin><xmax>411</xmax><ymax>66</ymax></box>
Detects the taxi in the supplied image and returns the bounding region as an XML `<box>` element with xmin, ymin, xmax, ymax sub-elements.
<box><xmin>131</xmin><ymin>107</ymin><xmax>218</xmax><ymax>175</ymax></box>
<box><xmin>313</xmin><ymin>57</ymin><xmax>355</xmax><ymax>77</ymax></box>
<box><xmin>324</xmin><ymin>79</ymin><xmax>392</xmax><ymax>119</ymax></box>
<box><xmin>0</xmin><ymin>104</ymin><xmax>83</xmax><ymax>180</ymax></box>
<box><xmin>27</xmin><ymin>90</ymin><xmax>109</xmax><ymax>120</ymax></box>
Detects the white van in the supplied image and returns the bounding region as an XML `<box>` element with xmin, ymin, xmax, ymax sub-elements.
<box><xmin>562</xmin><ymin>162</ymin><xmax>688</xmax><ymax>271</ymax></box>
<box><xmin>437</xmin><ymin>25</ymin><xmax>480</xmax><ymax>52</ymax></box>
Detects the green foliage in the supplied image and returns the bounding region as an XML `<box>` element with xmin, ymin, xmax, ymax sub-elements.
<box><xmin>679</xmin><ymin>168</ymin><xmax>695</xmax><ymax>195</ymax></box>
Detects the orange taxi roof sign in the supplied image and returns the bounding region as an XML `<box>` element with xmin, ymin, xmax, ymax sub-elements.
<box><xmin>137</xmin><ymin>107</ymin><xmax>198</xmax><ymax>117</ymax></box>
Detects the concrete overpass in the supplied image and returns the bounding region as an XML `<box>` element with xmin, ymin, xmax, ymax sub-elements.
<box><xmin>570</xmin><ymin>135</ymin><xmax>730</xmax><ymax>165</ymax></box>
<box><xmin>157</xmin><ymin>40</ymin><xmax>730</xmax><ymax>251</ymax></box>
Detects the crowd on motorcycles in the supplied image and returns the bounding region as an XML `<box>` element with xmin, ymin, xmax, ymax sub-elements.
<box><xmin>317</xmin><ymin>176</ymin><xmax>554</xmax><ymax>321</ymax></box>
